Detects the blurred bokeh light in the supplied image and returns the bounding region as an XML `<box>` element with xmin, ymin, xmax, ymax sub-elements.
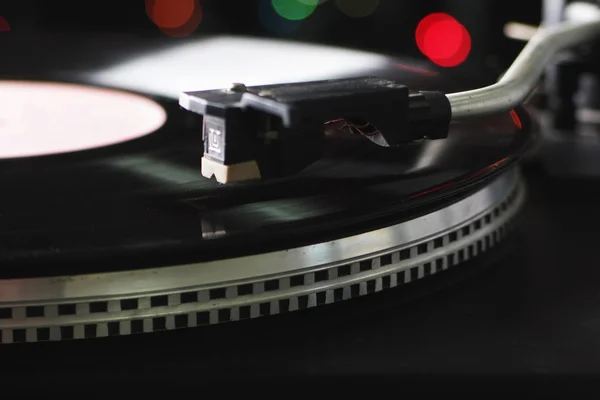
<box><xmin>145</xmin><ymin>0</ymin><xmax>203</xmax><ymax>37</ymax></box>
<box><xmin>259</xmin><ymin>0</ymin><xmax>303</xmax><ymax>35</ymax></box>
<box><xmin>334</xmin><ymin>0</ymin><xmax>380</xmax><ymax>18</ymax></box>
<box><xmin>271</xmin><ymin>0</ymin><xmax>319</xmax><ymax>21</ymax></box>
<box><xmin>415</xmin><ymin>13</ymin><xmax>471</xmax><ymax>67</ymax></box>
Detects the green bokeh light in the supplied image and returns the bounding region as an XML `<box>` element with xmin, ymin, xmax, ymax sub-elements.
<box><xmin>271</xmin><ymin>0</ymin><xmax>319</xmax><ymax>21</ymax></box>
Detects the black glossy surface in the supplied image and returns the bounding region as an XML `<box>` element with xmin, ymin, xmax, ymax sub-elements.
<box><xmin>0</xmin><ymin>35</ymin><xmax>529</xmax><ymax>277</ymax></box>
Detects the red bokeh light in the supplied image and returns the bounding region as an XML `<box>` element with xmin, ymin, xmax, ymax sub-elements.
<box><xmin>146</xmin><ymin>0</ymin><xmax>195</xmax><ymax>28</ymax></box>
<box><xmin>145</xmin><ymin>0</ymin><xmax>203</xmax><ymax>37</ymax></box>
<box><xmin>416</xmin><ymin>13</ymin><xmax>471</xmax><ymax>67</ymax></box>
<box><xmin>0</xmin><ymin>16</ymin><xmax>10</xmax><ymax>32</ymax></box>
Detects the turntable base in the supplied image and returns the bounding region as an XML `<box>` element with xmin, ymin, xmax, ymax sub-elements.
<box><xmin>0</xmin><ymin>167</ymin><xmax>524</xmax><ymax>343</ymax></box>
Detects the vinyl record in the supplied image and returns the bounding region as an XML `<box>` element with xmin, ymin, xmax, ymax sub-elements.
<box><xmin>0</xmin><ymin>34</ymin><xmax>532</xmax><ymax>279</ymax></box>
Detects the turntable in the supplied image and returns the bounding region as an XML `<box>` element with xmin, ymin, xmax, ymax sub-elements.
<box><xmin>4</xmin><ymin>4</ymin><xmax>600</xmax><ymax>391</ymax></box>
<box><xmin>0</xmin><ymin>58</ymin><xmax>530</xmax><ymax>344</ymax></box>
<box><xmin>2</xmin><ymin>0</ymin><xmax>600</xmax><ymax>346</ymax></box>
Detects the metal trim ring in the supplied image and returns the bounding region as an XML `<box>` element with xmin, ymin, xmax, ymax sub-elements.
<box><xmin>0</xmin><ymin>168</ymin><xmax>524</xmax><ymax>343</ymax></box>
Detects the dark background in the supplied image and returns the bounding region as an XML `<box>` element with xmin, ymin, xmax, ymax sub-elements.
<box><xmin>1</xmin><ymin>0</ymin><xmax>542</xmax><ymax>73</ymax></box>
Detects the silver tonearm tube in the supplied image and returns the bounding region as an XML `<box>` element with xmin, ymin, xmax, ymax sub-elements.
<box><xmin>447</xmin><ymin>17</ymin><xmax>600</xmax><ymax>119</ymax></box>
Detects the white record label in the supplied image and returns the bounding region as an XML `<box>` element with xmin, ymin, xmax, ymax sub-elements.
<box><xmin>0</xmin><ymin>81</ymin><xmax>167</xmax><ymax>159</ymax></box>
